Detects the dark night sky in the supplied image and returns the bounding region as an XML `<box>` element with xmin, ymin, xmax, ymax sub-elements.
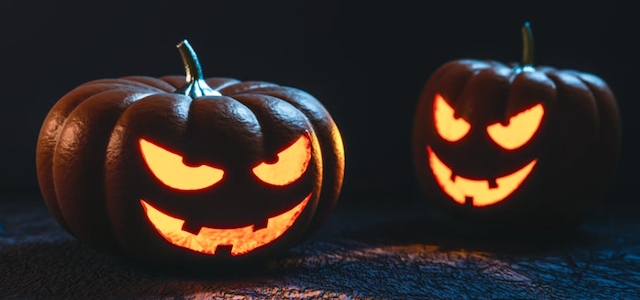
<box><xmin>1</xmin><ymin>0</ymin><xmax>637</xmax><ymax>204</ymax></box>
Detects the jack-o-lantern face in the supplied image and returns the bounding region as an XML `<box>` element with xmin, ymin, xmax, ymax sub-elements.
<box><xmin>36</xmin><ymin>40</ymin><xmax>345</xmax><ymax>267</ymax></box>
<box><xmin>412</xmin><ymin>23</ymin><xmax>620</xmax><ymax>230</ymax></box>
<box><xmin>138</xmin><ymin>133</ymin><xmax>313</xmax><ymax>256</ymax></box>
<box><xmin>114</xmin><ymin>99</ymin><xmax>322</xmax><ymax>260</ymax></box>
<box><xmin>429</xmin><ymin>93</ymin><xmax>544</xmax><ymax>207</ymax></box>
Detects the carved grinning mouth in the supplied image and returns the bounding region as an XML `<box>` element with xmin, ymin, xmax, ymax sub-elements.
<box><xmin>427</xmin><ymin>146</ymin><xmax>536</xmax><ymax>207</ymax></box>
<box><xmin>140</xmin><ymin>193</ymin><xmax>311</xmax><ymax>256</ymax></box>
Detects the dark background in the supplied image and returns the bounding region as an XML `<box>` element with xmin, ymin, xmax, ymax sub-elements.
<box><xmin>0</xmin><ymin>0</ymin><xmax>637</xmax><ymax>204</ymax></box>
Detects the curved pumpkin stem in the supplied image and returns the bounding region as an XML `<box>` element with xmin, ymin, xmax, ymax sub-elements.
<box><xmin>521</xmin><ymin>22</ymin><xmax>534</xmax><ymax>68</ymax></box>
<box><xmin>174</xmin><ymin>39</ymin><xmax>222</xmax><ymax>98</ymax></box>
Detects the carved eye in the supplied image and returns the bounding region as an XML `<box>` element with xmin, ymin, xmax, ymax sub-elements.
<box><xmin>139</xmin><ymin>139</ymin><xmax>224</xmax><ymax>190</ymax></box>
<box><xmin>487</xmin><ymin>103</ymin><xmax>544</xmax><ymax>150</ymax></box>
<box><xmin>253</xmin><ymin>133</ymin><xmax>311</xmax><ymax>186</ymax></box>
<box><xmin>434</xmin><ymin>94</ymin><xmax>470</xmax><ymax>142</ymax></box>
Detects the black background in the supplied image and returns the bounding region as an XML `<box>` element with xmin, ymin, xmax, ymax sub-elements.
<box><xmin>1</xmin><ymin>0</ymin><xmax>637</xmax><ymax>205</ymax></box>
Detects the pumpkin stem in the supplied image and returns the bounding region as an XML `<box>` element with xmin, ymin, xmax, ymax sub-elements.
<box><xmin>521</xmin><ymin>22</ymin><xmax>534</xmax><ymax>67</ymax></box>
<box><xmin>174</xmin><ymin>39</ymin><xmax>222</xmax><ymax>98</ymax></box>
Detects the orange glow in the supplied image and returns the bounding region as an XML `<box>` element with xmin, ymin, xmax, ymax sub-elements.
<box><xmin>427</xmin><ymin>146</ymin><xmax>536</xmax><ymax>207</ymax></box>
<box><xmin>139</xmin><ymin>139</ymin><xmax>224</xmax><ymax>190</ymax></box>
<box><xmin>434</xmin><ymin>94</ymin><xmax>470</xmax><ymax>142</ymax></box>
<box><xmin>140</xmin><ymin>193</ymin><xmax>311</xmax><ymax>256</ymax></box>
<box><xmin>487</xmin><ymin>104</ymin><xmax>544</xmax><ymax>150</ymax></box>
<box><xmin>253</xmin><ymin>134</ymin><xmax>311</xmax><ymax>186</ymax></box>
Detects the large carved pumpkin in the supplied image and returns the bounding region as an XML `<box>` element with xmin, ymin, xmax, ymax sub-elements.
<box><xmin>36</xmin><ymin>40</ymin><xmax>345</xmax><ymax>266</ymax></box>
<box><xmin>412</xmin><ymin>23</ymin><xmax>620</xmax><ymax>230</ymax></box>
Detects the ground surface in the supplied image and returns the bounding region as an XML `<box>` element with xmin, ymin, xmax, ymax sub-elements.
<box><xmin>1</xmin><ymin>192</ymin><xmax>639</xmax><ymax>300</ymax></box>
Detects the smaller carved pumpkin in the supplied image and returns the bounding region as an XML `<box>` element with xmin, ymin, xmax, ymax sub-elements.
<box><xmin>412</xmin><ymin>23</ymin><xmax>621</xmax><ymax>231</ymax></box>
<box><xmin>36</xmin><ymin>40</ymin><xmax>345</xmax><ymax>267</ymax></box>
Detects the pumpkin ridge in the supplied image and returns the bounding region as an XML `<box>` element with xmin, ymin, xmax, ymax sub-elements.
<box><xmin>121</xmin><ymin>76</ymin><xmax>177</xmax><ymax>92</ymax></box>
<box><xmin>115</xmin><ymin>78</ymin><xmax>169</xmax><ymax>92</ymax></box>
<box><xmin>58</xmin><ymin>83</ymin><xmax>163</xmax><ymax>118</ymax></box>
<box><xmin>38</xmin><ymin>86</ymin><xmax>160</xmax><ymax>234</ymax></box>
<box><xmin>227</xmin><ymin>93</ymin><xmax>316</xmax><ymax>157</ymax></box>
<box><xmin>178</xmin><ymin>94</ymin><xmax>263</xmax><ymax>170</ymax></box>
<box><xmin>59</xmin><ymin>84</ymin><xmax>153</xmax><ymax>120</ymax></box>
<box><xmin>205</xmin><ymin>78</ymin><xmax>243</xmax><ymax>92</ymax></box>
<box><xmin>572</xmin><ymin>73</ymin><xmax>617</xmax><ymax>138</ymax></box>
<box><xmin>53</xmin><ymin>90</ymin><xmax>154</xmax><ymax>251</ymax></box>
<box><xmin>572</xmin><ymin>73</ymin><xmax>621</xmax><ymax>185</ymax></box>
<box><xmin>422</xmin><ymin>60</ymin><xmax>480</xmax><ymax>111</ymax></box>
<box><xmin>55</xmin><ymin>87</ymin><xmax>162</xmax><ymax>143</ymax></box>
<box><xmin>536</xmin><ymin>70</ymin><xmax>599</xmax><ymax>146</ymax></box>
<box><xmin>454</xmin><ymin>66</ymin><xmax>512</xmax><ymax>124</ymax></box>
<box><xmin>78</xmin><ymin>78</ymin><xmax>166</xmax><ymax>92</ymax></box>
<box><xmin>219</xmin><ymin>81</ymin><xmax>281</xmax><ymax>96</ymax></box>
<box><xmin>541</xmin><ymin>70</ymin><xmax>595</xmax><ymax>109</ymax></box>
<box><xmin>448</xmin><ymin>62</ymin><xmax>493</xmax><ymax>108</ymax></box>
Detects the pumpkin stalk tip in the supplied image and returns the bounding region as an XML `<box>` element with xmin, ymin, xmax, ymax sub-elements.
<box><xmin>176</xmin><ymin>39</ymin><xmax>189</xmax><ymax>49</ymax></box>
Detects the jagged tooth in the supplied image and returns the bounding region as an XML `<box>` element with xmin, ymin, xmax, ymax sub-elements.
<box><xmin>215</xmin><ymin>245</ymin><xmax>233</xmax><ymax>257</ymax></box>
<box><xmin>488</xmin><ymin>178</ymin><xmax>498</xmax><ymax>189</ymax></box>
<box><xmin>181</xmin><ymin>222</ymin><xmax>203</xmax><ymax>235</ymax></box>
<box><xmin>465</xmin><ymin>196</ymin><xmax>474</xmax><ymax>207</ymax></box>
<box><xmin>252</xmin><ymin>220</ymin><xmax>269</xmax><ymax>232</ymax></box>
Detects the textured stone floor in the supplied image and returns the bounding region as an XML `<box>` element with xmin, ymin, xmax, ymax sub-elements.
<box><xmin>1</xmin><ymin>192</ymin><xmax>639</xmax><ymax>299</ymax></box>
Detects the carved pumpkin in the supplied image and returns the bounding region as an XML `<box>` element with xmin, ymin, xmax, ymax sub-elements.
<box><xmin>412</xmin><ymin>23</ymin><xmax>620</xmax><ymax>230</ymax></box>
<box><xmin>36</xmin><ymin>40</ymin><xmax>345</xmax><ymax>266</ymax></box>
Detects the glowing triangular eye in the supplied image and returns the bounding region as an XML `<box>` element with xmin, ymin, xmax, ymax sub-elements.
<box><xmin>434</xmin><ymin>94</ymin><xmax>470</xmax><ymax>142</ymax></box>
<box><xmin>253</xmin><ymin>134</ymin><xmax>311</xmax><ymax>186</ymax></box>
<box><xmin>487</xmin><ymin>103</ymin><xmax>544</xmax><ymax>150</ymax></box>
<box><xmin>139</xmin><ymin>139</ymin><xmax>224</xmax><ymax>190</ymax></box>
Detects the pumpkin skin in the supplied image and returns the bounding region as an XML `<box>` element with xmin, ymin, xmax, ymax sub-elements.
<box><xmin>412</xmin><ymin>57</ymin><xmax>620</xmax><ymax>230</ymax></box>
<box><xmin>36</xmin><ymin>41</ymin><xmax>345</xmax><ymax>267</ymax></box>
